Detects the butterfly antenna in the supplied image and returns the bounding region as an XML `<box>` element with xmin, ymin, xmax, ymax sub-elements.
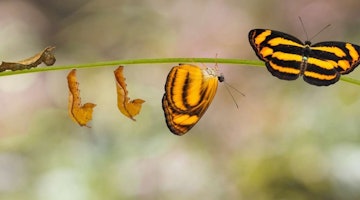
<box><xmin>309</xmin><ymin>23</ymin><xmax>331</xmax><ymax>41</ymax></box>
<box><xmin>223</xmin><ymin>81</ymin><xmax>246</xmax><ymax>109</ymax></box>
<box><xmin>224</xmin><ymin>83</ymin><xmax>239</xmax><ymax>109</ymax></box>
<box><xmin>226</xmin><ymin>82</ymin><xmax>245</xmax><ymax>97</ymax></box>
<box><xmin>214</xmin><ymin>53</ymin><xmax>219</xmax><ymax>71</ymax></box>
<box><xmin>299</xmin><ymin>16</ymin><xmax>331</xmax><ymax>41</ymax></box>
<box><xmin>298</xmin><ymin>16</ymin><xmax>309</xmax><ymax>41</ymax></box>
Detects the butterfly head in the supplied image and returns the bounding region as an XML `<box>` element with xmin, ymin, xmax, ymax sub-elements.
<box><xmin>218</xmin><ymin>74</ymin><xmax>225</xmax><ymax>82</ymax></box>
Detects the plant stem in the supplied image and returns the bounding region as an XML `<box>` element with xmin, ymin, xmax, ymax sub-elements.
<box><xmin>0</xmin><ymin>57</ymin><xmax>359</xmax><ymax>86</ymax></box>
<box><xmin>0</xmin><ymin>58</ymin><xmax>263</xmax><ymax>77</ymax></box>
<box><xmin>340</xmin><ymin>76</ymin><xmax>360</xmax><ymax>86</ymax></box>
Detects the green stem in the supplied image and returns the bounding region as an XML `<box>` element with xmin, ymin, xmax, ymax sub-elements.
<box><xmin>0</xmin><ymin>58</ymin><xmax>263</xmax><ymax>77</ymax></box>
<box><xmin>0</xmin><ymin>57</ymin><xmax>359</xmax><ymax>86</ymax></box>
<box><xmin>340</xmin><ymin>76</ymin><xmax>360</xmax><ymax>86</ymax></box>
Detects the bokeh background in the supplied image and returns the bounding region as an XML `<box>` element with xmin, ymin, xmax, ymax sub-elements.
<box><xmin>1</xmin><ymin>0</ymin><xmax>360</xmax><ymax>199</ymax></box>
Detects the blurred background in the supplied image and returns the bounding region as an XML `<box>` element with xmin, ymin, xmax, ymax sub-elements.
<box><xmin>1</xmin><ymin>0</ymin><xmax>360</xmax><ymax>199</ymax></box>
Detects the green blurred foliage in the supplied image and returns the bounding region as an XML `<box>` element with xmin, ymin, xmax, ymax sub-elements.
<box><xmin>1</xmin><ymin>0</ymin><xmax>360</xmax><ymax>199</ymax></box>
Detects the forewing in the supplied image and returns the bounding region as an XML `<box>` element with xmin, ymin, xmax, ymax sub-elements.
<box><xmin>249</xmin><ymin>29</ymin><xmax>305</xmax><ymax>80</ymax></box>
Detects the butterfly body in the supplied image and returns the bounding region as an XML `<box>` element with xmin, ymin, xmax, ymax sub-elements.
<box><xmin>162</xmin><ymin>64</ymin><xmax>222</xmax><ymax>135</ymax></box>
<box><xmin>249</xmin><ymin>29</ymin><xmax>360</xmax><ymax>86</ymax></box>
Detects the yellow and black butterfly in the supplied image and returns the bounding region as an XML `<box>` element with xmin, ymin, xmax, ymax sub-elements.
<box><xmin>248</xmin><ymin>29</ymin><xmax>360</xmax><ymax>86</ymax></box>
<box><xmin>162</xmin><ymin>64</ymin><xmax>224</xmax><ymax>135</ymax></box>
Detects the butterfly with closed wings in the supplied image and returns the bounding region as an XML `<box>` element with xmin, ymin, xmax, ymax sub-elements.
<box><xmin>162</xmin><ymin>64</ymin><xmax>224</xmax><ymax>135</ymax></box>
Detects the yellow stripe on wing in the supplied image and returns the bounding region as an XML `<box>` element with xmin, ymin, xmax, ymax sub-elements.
<box><xmin>346</xmin><ymin>43</ymin><xmax>360</xmax><ymax>62</ymax></box>
<box><xmin>268</xmin><ymin>38</ymin><xmax>304</xmax><ymax>47</ymax></box>
<box><xmin>304</xmin><ymin>71</ymin><xmax>338</xmax><ymax>80</ymax></box>
<box><xmin>269</xmin><ymin>61</ymin><xmax>301</xmax><ymax>74</ymax></box>
<box><xmin>254</xmin><ymin>30</ymin><xmax>272</xmax><ymax>45</ymax></box>
<box><xmin>311</xmin><ymin>46</ymin><xmax>346</xmax><ymax>57</ymax></box>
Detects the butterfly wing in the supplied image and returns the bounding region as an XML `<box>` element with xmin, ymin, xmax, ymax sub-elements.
<box><xmin>249</xmin><ymin>29</ymin><xmax>305</xmax><ymax>81</ymax></box>
<box><xmin>310</xmin><ymin>41</ymin><xmax>360</xmax><ymax>74</ymax></box>
<box><xmin>162</xmin><ymin>64</ymin><xmax>219</xmax><ymax>135</ymax></box>
<box><xmin>301</xmin><ymin>41</ymin><xmax>360</xmax><ymax>86</ymax></box>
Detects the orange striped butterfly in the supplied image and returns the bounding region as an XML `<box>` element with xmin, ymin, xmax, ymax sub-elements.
<box><xmin>162</xmin><ymin>64</ymin><xmax>224</xmax><ymax>135</ymax></box>
<box><xmin>249</xmin><ymin>29</ymin><xmax>360</xmax><ymax>86</ymax></box>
